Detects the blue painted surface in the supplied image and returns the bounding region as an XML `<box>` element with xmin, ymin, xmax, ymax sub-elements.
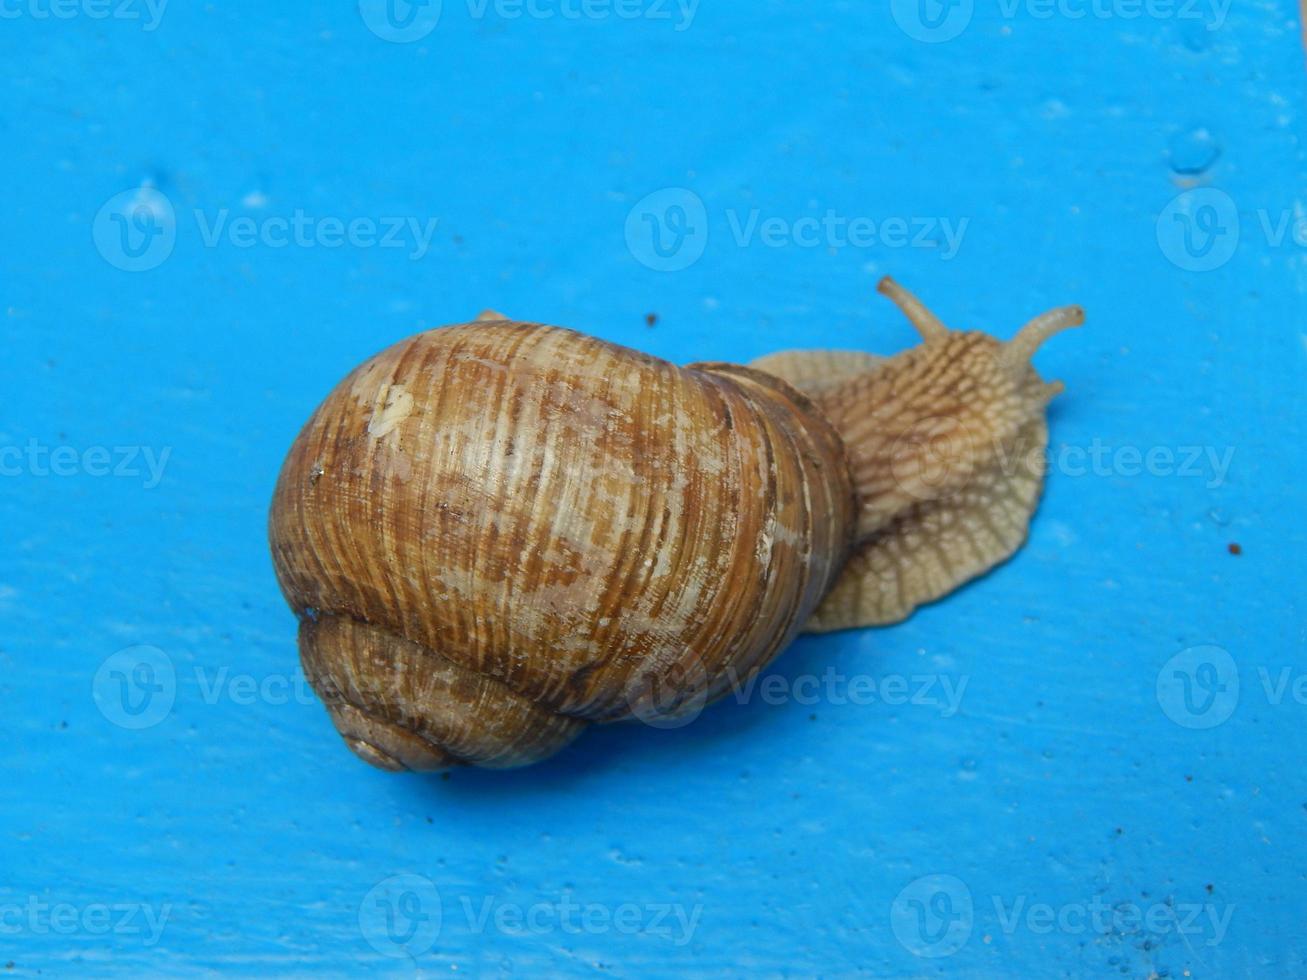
<box><xmin>2</xmin><ymin>1</ymin><xmax>1304</xmax><ymax>976</ymax></box>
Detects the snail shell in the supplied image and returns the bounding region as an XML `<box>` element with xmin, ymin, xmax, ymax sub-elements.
<box><xmin>269</xmin><ymin>279</ymin><xmax>1082</xmax><ymax>771</ymax></box>
<box><xmin>270</xmin><ymin>321</ymin><xmax>856</xmax><ymax>769</ymax></box>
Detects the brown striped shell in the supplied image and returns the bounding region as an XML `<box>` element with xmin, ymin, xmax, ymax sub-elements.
<box><xmin>269</xmin><ymin>321</ymin><xmax>857</xmax><ymax>770</ymax></box>
<box><xmin>269</xmin><ymin>279</ymin><xmax>1082</xmax><ymax>772</ymax></box>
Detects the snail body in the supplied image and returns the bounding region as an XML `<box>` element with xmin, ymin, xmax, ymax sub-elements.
<box><xmin>269</xmin><ymin>279</ymin><xmax>1082</xmax><ymax>771</ymax></box>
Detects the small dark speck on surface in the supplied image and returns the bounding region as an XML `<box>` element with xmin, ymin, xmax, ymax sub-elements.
<box><xmin>645</xmin><ymin>313</ymin><xmax>658</xmax><ymax>328</ymax></box>
<box><xmin>809</xmin><ymin>714</ymin><xmax>817</xmax><ymax>721</ymax></box>
<box><xmin>1185</xmin><ymin>775</ymin><xmax>1193</xmax><ymax>782</ymax></box>
<box><xmin>1206</xmin><ymin>883</ymin><xmax>1214</xmax><ymax>894</ymax></box>
<box><xmin>1228</xmin><ymin>542</ymin><xmax>1242</xmax><ymax>556</ymax></box>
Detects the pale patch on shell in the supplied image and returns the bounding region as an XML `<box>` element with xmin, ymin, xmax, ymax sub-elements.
<box><xmin>368</xmin><ymin>383</ymin><xmax>414</xmax><ymax>441</ymax></box>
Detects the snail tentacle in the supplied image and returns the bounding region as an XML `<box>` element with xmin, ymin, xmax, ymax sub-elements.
<box><xmin>1001</xmin><ymin>304</ymin><xmax>1085</xmax><ymax>374</ymax></box>
<box><xmin>877</xmin><ymin>276</ymin><xmax>949</xmax><ymax>343</ymax></box>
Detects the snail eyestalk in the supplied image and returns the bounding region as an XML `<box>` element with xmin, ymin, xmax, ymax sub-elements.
<box><xmin>877</xmin><ymin>276</ymin><xmax>949</xmax><ymax>343</ymax></box>
<box><xmin>1038</xmin><ymin>380</ymin><xmax>1067</xmax><ymax>406</ymax></box>
<box><xmin>1001</xmin><ymin>304</ymin><xmax>1085</xmax><ymax>374</ymax></box>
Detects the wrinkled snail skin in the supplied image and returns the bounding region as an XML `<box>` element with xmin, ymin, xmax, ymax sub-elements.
<box><xmin>269</xmin><ymin>278</ymin><xmax>1081</xmax><ymax>771</ymax></box>
<box><xmin>761</xmin><ymin>278</ymin><xmax>1083</xmax><ymax>631</ymax></box>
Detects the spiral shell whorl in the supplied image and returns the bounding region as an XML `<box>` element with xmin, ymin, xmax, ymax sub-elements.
<box><xmin>269</xmin><ymin>322</ymin><xmax>856</xmax><ymax>770</ymax></box>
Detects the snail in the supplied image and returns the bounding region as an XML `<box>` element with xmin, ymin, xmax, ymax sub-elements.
<box><xmin>268</xmin><ymin>278</ymin><xmax>1082</xmax><ymax>772</ymax></box>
